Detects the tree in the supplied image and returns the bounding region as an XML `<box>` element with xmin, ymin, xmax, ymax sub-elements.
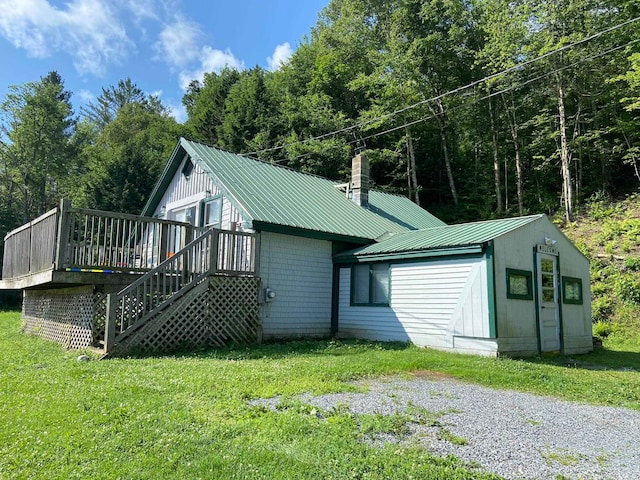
<box><xmin>81</xmin><ymin>103</ymin><xmax>182</xmax><ymax>214</ymax></box>
<box><xmin>183</xmin><ymin>69</ymin><xmax>241</xmax><ymax>145</ymax></box>
<box><xmin>0</xmin><ymin>71</ymin><xmax>76</xmax><ymax>221</ymax></box>
<box><xmin>81</xmin><ymin>78</ymin><xmax>165</xmax><ymax>130</ymax></box>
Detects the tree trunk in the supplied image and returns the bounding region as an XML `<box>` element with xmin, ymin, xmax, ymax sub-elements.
<box><xmin>556</xmin><ymin>74</ymin><xmax>573</xmax><ymax>222</ymax></box>
<box><xmin>502</xmin><ymin>94</ymin><xmax>524</xmax><ymax>216</ymax></box>
<box><xmin>405</xmin><ymin>128</ymin><xmax>420</xmax><ymax>206</ymax></box>
<box><xmin>488</xmin><ymin>98</ymin><xmax>503</xmax><ymax>213</ymax></box>
<box><xmin>431</xmin><ymin>99</ymin><xmax>458</xmax><ymax>205</ymax></box>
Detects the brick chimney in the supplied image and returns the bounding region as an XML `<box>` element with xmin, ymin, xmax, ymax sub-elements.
<box><xmin>351</xmin><ymin>153</ymin><xmax>369</xmax><ymax>207</ymax></box>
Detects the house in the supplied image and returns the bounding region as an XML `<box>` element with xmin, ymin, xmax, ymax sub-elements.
<box><xmin>0</xmin><ymin>137</ymin><xmax>592</xmax><ymax>357</ymax></box>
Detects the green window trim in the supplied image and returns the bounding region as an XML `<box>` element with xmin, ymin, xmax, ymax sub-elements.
<box><xmin>350</xmin><ymin>263</ymin><xmax>390</xmax><ymax>307</ymax></box>
<box><xmin>562</xmin><ymin>276</ymin><xmax>583</xmax><ymax>305</ymax></box>
<box><xmin>506</xmin><ymin>268</ymin><xmax>533</xmax><ymax>300</ymax></box>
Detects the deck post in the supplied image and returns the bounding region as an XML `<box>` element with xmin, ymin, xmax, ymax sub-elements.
<box><xmin>209</xmin><ymin>229</ymin><xmax>220</xmax><ymax>273</ymax></box>
<box><xmin>159</xmin><ymin>223</ymin><xmax>169</xmax><ymax>264</ymax></box>
<box><xmin>253</xmin><ymin>233</ymin><xmax>261</xmax><ymax>276</ymax></box>
<box><xmin>55</xmin><ymin>198</ymin><xmax>72</xmax><ymax>270</ymax></box>
<box><xmin>104</xmin><ymin>293</ymin><xmax>117</xmax><ymax>354</ymax></box>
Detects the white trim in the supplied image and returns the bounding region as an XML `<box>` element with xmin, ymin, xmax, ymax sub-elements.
<box><xmin>166</xmin><ymin>193</ymin><xmax>207</xmax><ymax>212</ymax></box>
<box><xmin>165</xmin><ymin>192</ymin><xmax>207</xmax><ymax>226</ymax></box>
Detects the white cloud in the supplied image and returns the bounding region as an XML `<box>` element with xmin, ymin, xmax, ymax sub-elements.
<box><xmin>167</xmin><ymin>102</ymin><xmax>187</xmax><ymax>123</ymax></box>
<box><xmin>117</xmin><ymin>0</ymin><xmax>158</xmax><ymax>21</ymax></box>
<box><xmin>77</xmin><ymin>89</ymin><xmax>95</xmax><ymax>103</ymax></box>
<box><xmin>154</xmin><ymin>14</ymin><xmax>201</xmax><ymax>68</ymax></box>
<box><xmin>267</xmin><ymin>42</ymin><xmax>293</xmax><ymax>71</ymax></box>
<box><xmin>178</xmin><ymin>46</ymin><xmax>244</xmax><ymax>90</ymax></box>
<box><xmin>0</xmin><ymin>0</ymin><xmax>132</xmax><ymax>76</ymax></box>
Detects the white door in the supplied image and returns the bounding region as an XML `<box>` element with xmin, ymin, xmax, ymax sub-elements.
<box><xmin>537</xmin><ymin>253</ymin><xmax>560</xmax><ymax>352</ymax></box>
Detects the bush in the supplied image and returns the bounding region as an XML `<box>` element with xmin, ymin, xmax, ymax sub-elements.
<box><xmin>624</xmin><ymin>256</ymin><xmax>640</xmax><ymax>272</ymax></box>
<box><xmin>613</xmin><ymin>274</ymin><xmax>640</xmax><ymax>305</ymax></box>
<box><xmin>592</xmin><ymin>296</ymin><xmax>613</xmax><ymax>322</ymax></box>
<box><xmin>593</xmin><ymin>320</ymin><xmax>616</xmax><ymax>338</ymax></box>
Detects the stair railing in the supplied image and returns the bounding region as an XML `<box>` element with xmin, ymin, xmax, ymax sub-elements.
<box><xmin>104</xmin><ymin>228</ymin><xmax>217</xmax><ymax>352</ymax></box>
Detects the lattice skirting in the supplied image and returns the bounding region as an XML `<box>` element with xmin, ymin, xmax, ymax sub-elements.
<box><xmin>111</xmin><ymin>276</ymin><xmax>261</xmax><ymax>357</ymax></box>
<box><xmin>23</xmin><ymin>286</ymin><xmax>96</xmax><ymax>350</ymax></box>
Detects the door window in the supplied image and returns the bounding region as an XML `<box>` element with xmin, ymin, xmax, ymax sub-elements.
<box><xmin>540</xmin><ymin>258</ymin><xmax>556</xmax><ymax>303</ymax></box>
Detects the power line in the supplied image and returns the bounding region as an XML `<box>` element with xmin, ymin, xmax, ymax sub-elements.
<box><xmin>245</xmin><ymin>15</ymin><xmax>640</xmax><ymax>158</ymax></box>
<box><xmin>346</xmin><ymin>38</ymin><xmax>640</xmax><ymax>147</ymax></box>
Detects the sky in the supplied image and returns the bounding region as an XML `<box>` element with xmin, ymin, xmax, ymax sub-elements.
<box><xmin>0</xmin><ymin>0</ymin><xmax>329</xmax><ymax>122</ymax></box>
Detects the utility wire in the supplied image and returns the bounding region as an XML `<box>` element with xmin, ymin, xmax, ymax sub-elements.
<box><xmin>245</xmin><ymin>15</ymin><xmax>640</xmax><ymax>158</ymax></box>
<box><xmin>346</xmin><ymin>38</ymin><xmax>640</xmax><ymax>147</ymax></box>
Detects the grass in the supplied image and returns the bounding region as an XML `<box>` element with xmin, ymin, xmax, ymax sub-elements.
<box><xmin>1</xmin><ymin>312</ymin><xmax>639</xmax><ymax>479</ymax></box>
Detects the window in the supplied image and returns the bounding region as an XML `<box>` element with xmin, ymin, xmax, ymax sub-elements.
<box><xmin>351</xmin><ymin>263</ymin><xmax>390</xmax><ymax>306</ymax></box>
<box><xmin>562</xmin><ymin>276</ymin><xmax>583</xmax><ymax>305</ymax></box>
<box><xmin>181</xmin><ymin>157</ymin><xmax>194</xmax><ymax>179</ymax></box>
<box><xmin>506</xmin><ymin>268</ymin><xmax>533</xmax><ymax>300</ymax></box>
<box><xmin>203</xmin><ymin>196</ymin><xmax>222</xmax><ymax>228</ymax></box>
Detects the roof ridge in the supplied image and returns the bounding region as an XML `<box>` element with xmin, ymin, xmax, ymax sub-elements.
<box><xmin>182</xmin><ymin>137</ymin><xmax>347</xmax><ymax>184</ymax></box>
<box><xmin>182</xmin><ymin>138</ymin><xmax>425</xmax><ymax>201</ymax></box>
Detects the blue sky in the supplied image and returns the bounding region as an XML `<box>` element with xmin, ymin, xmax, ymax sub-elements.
<box><xmin>0</xmin><ymin>0</ymin><xmax>329</xmax><ymax>122</ymax></box>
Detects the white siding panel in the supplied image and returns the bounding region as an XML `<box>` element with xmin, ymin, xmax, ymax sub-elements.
<box><xmin>152</xmin><ymin>155</ymin><xmax>248</xmax><ymax>230</ymax></box>
<box><xmin>259</xmin><ymin>232</ymin><xmax>333</xmax><ymax>338</ymax></box>
<box><xmin>493</xmin><ymin>215</ymin><xmax>592</xmax><ymax>354</ymax></box>
<box><xmin>338</xmin><ymin>257</ymin><xmax>493</xmax><ymax>354</ymax></box>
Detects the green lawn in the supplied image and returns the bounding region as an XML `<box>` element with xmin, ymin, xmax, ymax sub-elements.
<box><xmin>1</xmin><ymin>311</ymin><xmax>638</xmax><ymax>479</ymax></box>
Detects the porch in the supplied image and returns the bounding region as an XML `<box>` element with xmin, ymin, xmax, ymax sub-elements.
<box><xmin>2</xmin><ymin>200</ymin><xmax>262</xmax><ymax>357</ymax></box>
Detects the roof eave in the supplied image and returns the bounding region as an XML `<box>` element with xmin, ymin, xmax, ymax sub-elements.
<box><xmin>333</xmin><ymin>244</ymin><xmax>486</xmax><ymax>264</ymax></box>
<box><xmin>253</xmin><ymin>221</ymin><xmax>374</xmax><ymax>245</ymax></box>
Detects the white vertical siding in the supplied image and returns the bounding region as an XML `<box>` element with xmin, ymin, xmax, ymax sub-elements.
<box><xmin>493</xmin><ymin>216</ymin><xmax>592</xmax><ymax>355</ymax></box>
<box><xmin>152</xmin><ymin>154</ymin><xmax>247</xmax><ymax>230</ymax></box>
<box><xmin>259</xmin><ymin>232</ymin><xmax>333</xmax><ymax>338</ymax></box>
<box><xmin>338</xmin><ymin>257</ymin><xmax>496</xmax><ymax>355</ymax></box>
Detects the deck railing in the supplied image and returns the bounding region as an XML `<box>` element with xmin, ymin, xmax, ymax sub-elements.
<box><xmin>2</xmin><ymin>199</ymin><xmax>258</xmax><ymax>280</ymax></box>
<box><xmin>104</xmin><ymin>228</ymin><xmax>257</xmax><ymax>352</ymax></box>
<box><xmin>2</xmin><ymin>208</ymin><xmax>59</xmax><ymax>279</ymax></box>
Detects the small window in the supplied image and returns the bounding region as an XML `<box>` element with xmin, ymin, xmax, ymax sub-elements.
<box><xmin>506</xmin><ymin>268</ymin><xmax>533</xmax><ymax>300</ymax></box>
<box><xmin>203</xmin><ymin>196</ymin><xmax>222</xmax><ymax>228</ymax></box>
<box><xmin>351</xmin><ymin>263</ymin><xmax>390</xmax><ymax>306</ymax></box>
<box><xmin>182</xmin><ymin>158</ymin><xmax>194</xmax><ymax>179</ymax></box>
<box><xmin>562</xmin><ymin>276</ymin><xmax>583</xmax><ymax>305</ymax></box>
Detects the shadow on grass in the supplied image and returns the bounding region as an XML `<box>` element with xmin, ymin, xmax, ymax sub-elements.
<box><xmin>126</xmin><ymin>338</ymin><xmax>414</xmax><ymax>361</ymax></box>
<box><xmin>531</xmin><ymin>348</ymin><xmax>640</xmax><ymax>372</ymax></box>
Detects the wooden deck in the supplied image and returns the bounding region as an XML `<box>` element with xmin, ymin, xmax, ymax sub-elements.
<box><xmin>4</xmin><ymin>200</ymin><xmax>261</xmax><ymax>356</ymax></box>
<box><xmin>1</xmin><ymin>199</ymin><xmax>258</xmax><ymax>289</ymax></box>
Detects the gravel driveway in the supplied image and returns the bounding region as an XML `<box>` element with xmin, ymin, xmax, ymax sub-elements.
<box><xmin>256</xmin><ymin>373</ymin><xmax>640</xmax><ymax>479</ymax></box>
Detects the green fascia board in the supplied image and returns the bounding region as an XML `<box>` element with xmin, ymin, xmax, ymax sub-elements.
<box><xmin>140</xmin><ymin>139</ymin><xmax>253</xmax><ymax>227</ymax></box>
<box><xmin>335</xmin><ymin>214</ymin><xmax>543</xmax><ymax>259</ymax></box>
<box><xmin>333</xmin><ymin>245</ymin><xmax>484</xmax><ymax>264</ymax></box>
<box><xmin>252</xmin><ymin>221</ymin><xmax>372</xmax><ymax>244</ymax></box>
<box><xmin>141</xmin><ymin>141</ymin><xmax>185</xmax><ymax>217</ymax></box>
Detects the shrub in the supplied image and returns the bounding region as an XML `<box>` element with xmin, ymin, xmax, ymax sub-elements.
<box><xmin>613</xmin><ymin>274</ymin><xmax>640</xmax><ymax>305</ymax></box>
<box><xmin>624</xmin><ymin>257</ymin><xmax>640</xmax><ymax>271</ymax></box>
<box><xmin>591</xmin><ymin>296</ymin><xmax>613</xmax><ymax>322</ymax></box>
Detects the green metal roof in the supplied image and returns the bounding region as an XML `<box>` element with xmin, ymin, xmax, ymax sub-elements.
<box><xmin>334</xmin><ymin>215</ymin><xmax>544</xmax><ymax>261</ymax></box>
<box><xmin>143</xmin><ymin>138</ymin><xmax>445</xmax><ymax>241</ymax></box>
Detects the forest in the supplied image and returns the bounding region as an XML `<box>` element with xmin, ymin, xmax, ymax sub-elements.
<box><xmin>1</xmin><ymin>0</ymin><xmax>639</xmax><ymax>242</ymax></box>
